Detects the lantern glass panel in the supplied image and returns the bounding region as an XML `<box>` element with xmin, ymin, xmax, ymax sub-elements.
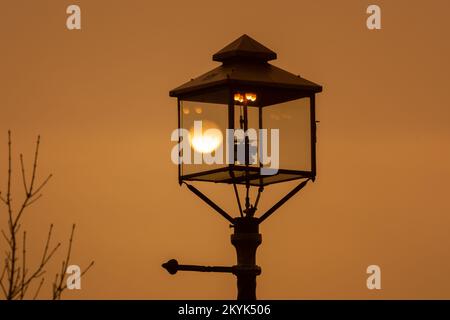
<box><xmin>262</xmin><ymin>97</ymin><xmax>311</xmax><ymax>173</ymax></box>
<box><xmin>179</xmin><ymin>100</ymin><xmax>228</xmax><ymax>177</ymax></box>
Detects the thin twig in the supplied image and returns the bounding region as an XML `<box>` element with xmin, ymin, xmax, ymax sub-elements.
<box><xmin>0</xmin><ymin>278</ymin><xmax>7</xmax><ymax>297</ymax></box>
<box><xmin>19</xmin><ymin>154</ymin><xmax>28</xmax><ymax>194</ymax></box>
<box><xmin>9</xmin><ymin>225</ymin><xmax>61</xmax><ymax>299</ymax></box>
<box><xmin>52</xmin><ymin>225</ymin><xmax>94</xmax><ymax>300</ymax></box>
<box><xmin>28</xmin><ymin>135</ymin><xmax>40</xmax><ymax>195</ymax></box>
<box><xmin>0</xmin><ymin>261</ymin><xmax>7</xmax><ymax>297</ymax></box>
<box><xmin>33</xmin><ymin>278</ymin><xmax>45</xmax><ymax>300</ymax></box>
<box><xmin>54</xmin><ymin>261</ymin><xmax>95</xmax><ymax>300</ymax></box>
<box><xmin>20</xmin><ymin>231</ymin><xmax>26</xmax><ymax>299</ymax></box>
<box><xmin>0</xmin><ymin>192</ymin><xmax>7</xmax><ymax>205</ymax></box>
<box><xmin>30</xmin><ymin>174</ymin><xmax>52</xmax><ymax>198</ymax></box>
<box><xmin>1</xmin><ymin>229</ymin><xmax>11</xmax><ymax>247</ymax></box>
<box><xmin>24</xmin><ymin>194</ymin><xmax>43</xmax><ymax>208</ymax></box>
<box><xmin>53</xmin><ymin>225</ymin><xmax>76</xmax><ymax>299</ymax></box>
<box><xmin>6</xmin><ymin>130</ymin><xmax>16</xmax><ymax>299</ymax></box>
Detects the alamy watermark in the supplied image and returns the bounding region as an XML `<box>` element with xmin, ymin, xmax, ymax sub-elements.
<box><xmin>171</xmin><ymin>121</ymin><xmax>280</xmax><ymax>175</ymax></box>
<box><xmin>367</xmin><ymin>5</ymin><xmax>382</xmax><ymax>30</ymax></box>
<box><xmin>65</xmin><ymin>5</ymin><xmax>381</xmax><ymax>31</ymax></box>
<box><xmin>66</xmin><ymin>5</ymin><xmax>81</xmax><ymax>30</ymax></box>
<box><xmin>366</xmin><ymin>265</ymin><xmax>382</xmax><ymax>290</ymax></box>
<box><xmin>66</xmin><ymin>265</ymin><xmax>82</xmax><ymax>290</ymax></box>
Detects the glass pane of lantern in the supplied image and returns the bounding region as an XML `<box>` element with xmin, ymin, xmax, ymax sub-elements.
<box><xmin>179</xmin><ymin>100</ymin><xmax>228</xmax><ymax>178</ymax></box>
<box><xmin>262</xmin><ymin>97</ymin><xmax>311</xmax><ymax>174</ymax></box>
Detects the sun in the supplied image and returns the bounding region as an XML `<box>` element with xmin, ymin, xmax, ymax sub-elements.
<box><xmin>189</xmin><ymin>121</ymin><xmax>223</xmax><ymax>154</ymax></box>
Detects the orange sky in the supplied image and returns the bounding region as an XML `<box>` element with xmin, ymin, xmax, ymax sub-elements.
<box><xmin>1</xmin><ymin>0</ymin><xmax>450</xmax><ymax>299</ymax></box>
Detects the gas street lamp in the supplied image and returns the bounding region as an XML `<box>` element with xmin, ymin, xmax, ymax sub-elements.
<box><xmin>163</xmin><ymin>34</ymin><xmax>322</xmax><ymax>300</ymax></box>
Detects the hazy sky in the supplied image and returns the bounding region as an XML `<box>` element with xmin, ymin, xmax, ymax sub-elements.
<box><xmin>1</xmin><ymin>0</ymin><xmax>449</xmax><ymax>299</ymax></box>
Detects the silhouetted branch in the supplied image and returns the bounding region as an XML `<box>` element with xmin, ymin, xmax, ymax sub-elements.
<box><xmin>0</xmin><ymin>132</ymin><xmax>93</xmax><ymax>300</ymax></box>
<box><xmin>31</xmin><ymin>174</ymin><xmax>52</xmax><ymax>198</ymax></box>
<box><xmin>33</xmin><ymin>277</ymin><xmax>44</xmax><ymax>300</ymax></box>
<box><xmin>52</xmin><ymin>224</ymin><xmax>94</xmax><ymax>300</ymax></box>
<box><xmin>0</xmin><ymin>263</ymin><xmax>7</xmax><ymax>297</ymax></box>
<box><xmin>19</xmin><ymin>154</ymin><xmax>28</xmax><ymax>194</ymax></box>
<box><xmin>24</xmin><ymin>194</ymin><xmax>43</xmax><ymax>208</ymax></box>
<box><xmin>20</xmin><ymin>231</ymin><xmax>26</xmax><ymax>299</ymax></box>
<box><xmin>28</xmin><ymin>135</ymin><xmax>40</xmax><ymax>195</ymax></box>
<box><xmin>1</xmin><ymin>230</ymin><xmax>11</xmax><ymax>247</ymax></box>
<box><xmin>0</xmin><ymin>192</ymin><xmax>7</xmax><ymax>205</ymax></box>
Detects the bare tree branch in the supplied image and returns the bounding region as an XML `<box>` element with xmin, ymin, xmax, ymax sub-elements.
<box><xmin>1</xmin><ymin>132</ymin><xmax>93</xmax><ymax>300</ymax></box>
<box><xmin>33</xmin><ymin>278</ymin><xmax>45</xmax><ymax>300</ymax></box>
<box><xmin>1</xmin><ymin>230</ymin><xmax>11</xmax><ymax>247</ymax></box>
<box><xmin>24</xmin><ymin>194</ymin><xmax>43</xmax><ymax>208</ymax></box>
<box><xmin>0</xmin><ymin>261</ymin><xmax>7</xmax><ymax>297</ymax></box>
<box><xmin>6</xmin><ymin>130</ymin><xmax>16</xmax><ymax>299</ymax></box>
<box><xmin>19</xmin><ymin>154</ymin><xmax>28</xmax><ymax>194</ymax></box>
<box><xmin>30</xmin><ymin>174</ymin><xmax>52</xmax><ymax>198</ymax></box>
<box><xmin>0</xmin><ymin>192</ymin><xmax>7</xmax><ymax>205</ymax></box>
<box><xmin>20</xmin><ymin>231</ymin><xmax>26</xmax><ymax>299</ymax></box>
<box><xmin>52</xmin><ymin>225</ymin><xmax>94</xmax><ymax>300</ymax></box>
<box><xmin>28</xmin><ymin>135</ymin><xmax>40</xmax><ymax>195</ymax></box>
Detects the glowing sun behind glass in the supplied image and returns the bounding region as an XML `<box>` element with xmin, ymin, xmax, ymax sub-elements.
<box><xmin>189</xmin><ymin>120</ymin><xmax>223</xmax><ymax>154</ymax></box>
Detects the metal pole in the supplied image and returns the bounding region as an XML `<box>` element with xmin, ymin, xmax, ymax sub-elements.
<box><xmin>231</xmin><ymin>217</ymin><xmax>262</xmax><ymax>300</ymax></box>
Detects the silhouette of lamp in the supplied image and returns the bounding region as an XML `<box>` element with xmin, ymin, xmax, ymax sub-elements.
<box><xmin>164</xmin><ymin>34</ymin><xmax>322</xmax><ymax>300</ymax></box>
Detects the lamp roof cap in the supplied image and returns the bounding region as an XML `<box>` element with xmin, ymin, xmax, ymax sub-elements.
<box><xmin>213</xmin><ymin>34</ymin><xmax>277</xmax><ymax>63</ymax></box>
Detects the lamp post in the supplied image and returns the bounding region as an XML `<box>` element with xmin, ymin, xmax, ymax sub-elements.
<box><xmin>164</xmin><ymin>34</ymin><xmax>322</xmax><ymax>300</ymax></box>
